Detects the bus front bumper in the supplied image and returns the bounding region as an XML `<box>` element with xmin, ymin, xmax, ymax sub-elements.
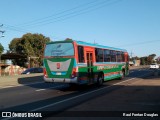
<box><xmin>44</xmin><ymin>77</ymin><xmax>78</xmax><ymax>83</ymax></box>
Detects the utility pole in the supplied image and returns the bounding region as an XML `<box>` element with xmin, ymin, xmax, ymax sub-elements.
<box><xmin>130</xmin><ymin>51</ymin><xmax>137</xmax><ymax>66</ymax></box>
<box><xmin>130</xmin><ymin>51</ymin><xmax>133</xmax><ymax>59</ymax></box>
<box><xmin>0</xmin><ymin>24</ymin><xmax>5</xmax><ymax>76</ymax></box>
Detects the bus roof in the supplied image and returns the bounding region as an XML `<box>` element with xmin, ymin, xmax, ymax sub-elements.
<box><xmin>76</xmin><ymin>41</ymin><xmax>127</xmax><ymax>52</ymax></box>
<box><xmin>46</xmin><ymin>40</ymin><xmax>127</xmax><ymax>52</ymax></box>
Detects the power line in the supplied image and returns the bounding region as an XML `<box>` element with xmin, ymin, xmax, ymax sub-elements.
<box><xmin>115</xmin><ymin>39</ymin><xmax>160</xmax><ymax>47</ymax></box>
<box><xmin>4</xmin><ymin>24</ymin><xmax>30</xmax><ymax>33</ymax></box>
<box><xmin>1</xmin><ymin>0</ymin><xmax>122</xmax><ymax>29</ymax></box>
<box><xmin>1</xmin><ymin>0</ymin><xmax>110</xmax><ymax>36</ymax></box>
<box><xmin>32</xmin><ymin>0</ymin><xmax>119</xmax><ymax>27</ymax></box>
<box><xmin>0</xmin><ymin>22</ymin><xmax>63</xmax><ymax>40</ymax></box>
<box><xmin>17</xmin><ymin>0</ymin><xmax>121</xmax><ymax>28</ymax></box>
<box><xmin>17</xmin><ymin>0</ymin><xmax>99</xmax><ymax>27</ymax></box>
<box><xmin>0</xmin><ymin>0</ymin><xmax>122</xmax><ymax>39</ymax></box>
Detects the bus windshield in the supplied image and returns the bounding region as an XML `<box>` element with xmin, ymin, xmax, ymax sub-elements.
<box><xmin>44</xmin><ymin>43</ymin><xmax>74</xmax><ymax>57</ymax></box>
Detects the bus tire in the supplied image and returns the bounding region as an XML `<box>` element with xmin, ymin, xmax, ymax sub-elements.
<box><xmin>97</xmin><ymin>73</ymin><xmax>104</xmax><ymax>86</ymax></box>
<box><xmin>120</xmin><ymin>70</ymin><xmax>125</xmax><ymax>80</ymax></box>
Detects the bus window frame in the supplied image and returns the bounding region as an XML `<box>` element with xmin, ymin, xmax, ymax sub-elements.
<box><xmin>95</xmin><ymin>48</ymin><xmax>104</xmax><ymax>62</ymax></box>
<box><xmin>104</xmin><ymin>49</ymin><xmax>111</xmax><ymax>62</ymax></box>
<box><xmin>77</xmin><ymin>45</ymin><xmax>85</xmax><ymax>63</ymax></box>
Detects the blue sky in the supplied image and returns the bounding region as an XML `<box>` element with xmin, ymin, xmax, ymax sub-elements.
<box><xmin>0</xmin><ymin>0</ymin><xmax>160</xmax><ymax>58</ymax></box>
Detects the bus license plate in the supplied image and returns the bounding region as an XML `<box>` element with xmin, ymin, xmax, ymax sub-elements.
<box><xmin>56</xmin><ymin>72</ymin><xmax>61</xmax><ymax>75</ymax></box>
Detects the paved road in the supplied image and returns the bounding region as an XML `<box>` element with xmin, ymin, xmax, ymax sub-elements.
<box><xmin>0</xmin><ymin>68</ymin><xmax>160</xmax><ymax>120</ymax></box>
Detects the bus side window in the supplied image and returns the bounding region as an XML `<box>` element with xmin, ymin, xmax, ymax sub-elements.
<box><xmin>117</xmin><ymin>51</ymin><xmax>122</xmax><ymax>62</ymax></box>
<box><xmin>78</xmin><ymin>46</ymin><xmax>84</xmax><ymax>63</ymax></box>
<box><xmin>104</xmin><ymin>49</ymin><xmax>111</xmax><ymax>62</ymax></box>
<box><xmin>95</xmin><ymin>48</ymin><xmax>104</xmax><ymax>62</ymax></box>
<box><xmin>111</xmin><ymin>50</ymin><xmax>116</xmax><ymax>62</ymax></box>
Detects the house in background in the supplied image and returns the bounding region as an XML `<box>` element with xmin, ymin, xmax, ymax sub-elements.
<box><xmin>0</xmin><ymin>53</ymin><xmax>27</xmax><ymax>76</ymax></box>
<box><xmin>0</xmin><ymin>64</ymin><xmax>26</xmax><ymax>76</ymax></box>
<box><xmin>129</xmin><ymin>60</ymin><xmax>140</xmax><ymax>66</ymax></box>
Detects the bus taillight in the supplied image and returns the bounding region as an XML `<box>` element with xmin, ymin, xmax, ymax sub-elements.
<box><xmin>71</xmin><ymin>68</ymin><xmax>77</xmax><ymax>78</ymax></box>
<box><xmin>43</xmin><ymin>68</ymin><xmax>48</xmax><ymax>78</ymax></box>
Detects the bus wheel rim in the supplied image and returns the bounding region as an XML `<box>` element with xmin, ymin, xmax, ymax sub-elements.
<box><xmin>98</xmin><ymin>74</ymin><xmax>103</xmax><ymax>85</ymax></box>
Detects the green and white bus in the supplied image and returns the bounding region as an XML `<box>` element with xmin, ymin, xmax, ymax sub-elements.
<box><xmin>43</xmin><ymin>40</ymin><xmax>129</xmax><ymax>85</ymax></box>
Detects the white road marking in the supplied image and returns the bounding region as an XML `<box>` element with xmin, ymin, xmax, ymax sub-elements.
<box><xmin>0</xmin><ymin>85</ymin><xmax>22</xmax><ymax>89</ymax></box>
<box><xmin>0</xmin><ymin>82</ymin><xmax>44</xmax><ymax>89</ymax></box>
<box><xmin>30</xmin><ymin>73</ymin><xmax>149</xmax><ymax>112</ymax></box>
<box><xmin>35</xmin><ymin>85</ymin><xmax>66</xmax><ymax>92</ymax></box>
<box><xmin>1</xmin><ymin>72</ymin><xmax>152</xmax><ymax>120</ymax></box>
<box><xmin>36</xmin><ymin>89</ymin><xmax>46</xmax><ymax>91</ymax></box>
<box><xmin>129</xmin><ymin>71</ymin><xmax>134</xmax><ymax>73</ymax></box>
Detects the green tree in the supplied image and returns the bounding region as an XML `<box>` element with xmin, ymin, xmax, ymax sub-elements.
<box><xmin>0</xmin><ymin>43</ymin><xmax>4</xmax><ymax>55</ymax></box>
<box><xmin>65</xmin><ymin>38</ymin><xmax>73</xmax><ymax>41</ymax></box>
<box><xmin>140</xmin><ymin>54</ymin><xmax>156</xmax><ymax>65</ymax></box>
<box><xmin>147</xmin><ymin>54</ymin><xmax>156</xmax><ymax>64</ymax></box>
<box><xmin>140</xmin><ymin>57</ymin><xmax>146</xmax><ymax>65</ymax></box>
<box><xmin>9</xmin><ymin>33</ymin><xmax>51</xmax><ymax>67</ymax></box>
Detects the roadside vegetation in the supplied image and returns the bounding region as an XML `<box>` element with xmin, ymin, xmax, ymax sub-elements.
<box><xmin>8</xmin><ymin>33</ymin><xmax>51</xmax><ymax>67</ymax></box>
<box><xmin>131</xmin><ymin>54</ymin><xmax>160</xmax><ymax>65</ymax></box>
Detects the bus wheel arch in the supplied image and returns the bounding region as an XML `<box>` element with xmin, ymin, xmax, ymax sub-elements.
<box><xmin>97</xmin><ymin>72</ymin><xmax>104</xmax><ymax>86</ymax></box>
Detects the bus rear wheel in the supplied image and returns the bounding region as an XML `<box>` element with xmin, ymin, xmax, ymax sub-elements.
<box><xmin>120</xmin><ymin>70</ymin><xmax>125</xmax><ymax>80</ymax></box>
<box><xmin>97</xmin><ymin>73</ymin><xmax>104</xmax><ymax>86</ymax></box>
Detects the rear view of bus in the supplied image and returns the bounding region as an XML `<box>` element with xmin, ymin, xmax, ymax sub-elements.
<box><xmin>43</xmin><ymin>40</ymin><xmax>78</xmax><ymax>83</ymax></box>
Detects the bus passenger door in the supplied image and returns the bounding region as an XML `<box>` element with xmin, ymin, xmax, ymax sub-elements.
<box><xmin>86</xmin><ymin>52</ymin><xmax>94</xmax><ymax>84</ymax></box>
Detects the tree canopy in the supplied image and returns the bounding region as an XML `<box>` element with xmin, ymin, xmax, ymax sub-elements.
<box><xmin>140</xmin><ymin>54</ymin><xmax>156</xmax><ymax>65</ymax></box>
<box><xmin>0</xmin><ymin>43</ymin><xmax>4</xmax><ymax>55</ymax></box>
<box><xmin>9</xmin><ymin>33</ymin><xmax>51</xmax><ymax>67</ymax></box>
